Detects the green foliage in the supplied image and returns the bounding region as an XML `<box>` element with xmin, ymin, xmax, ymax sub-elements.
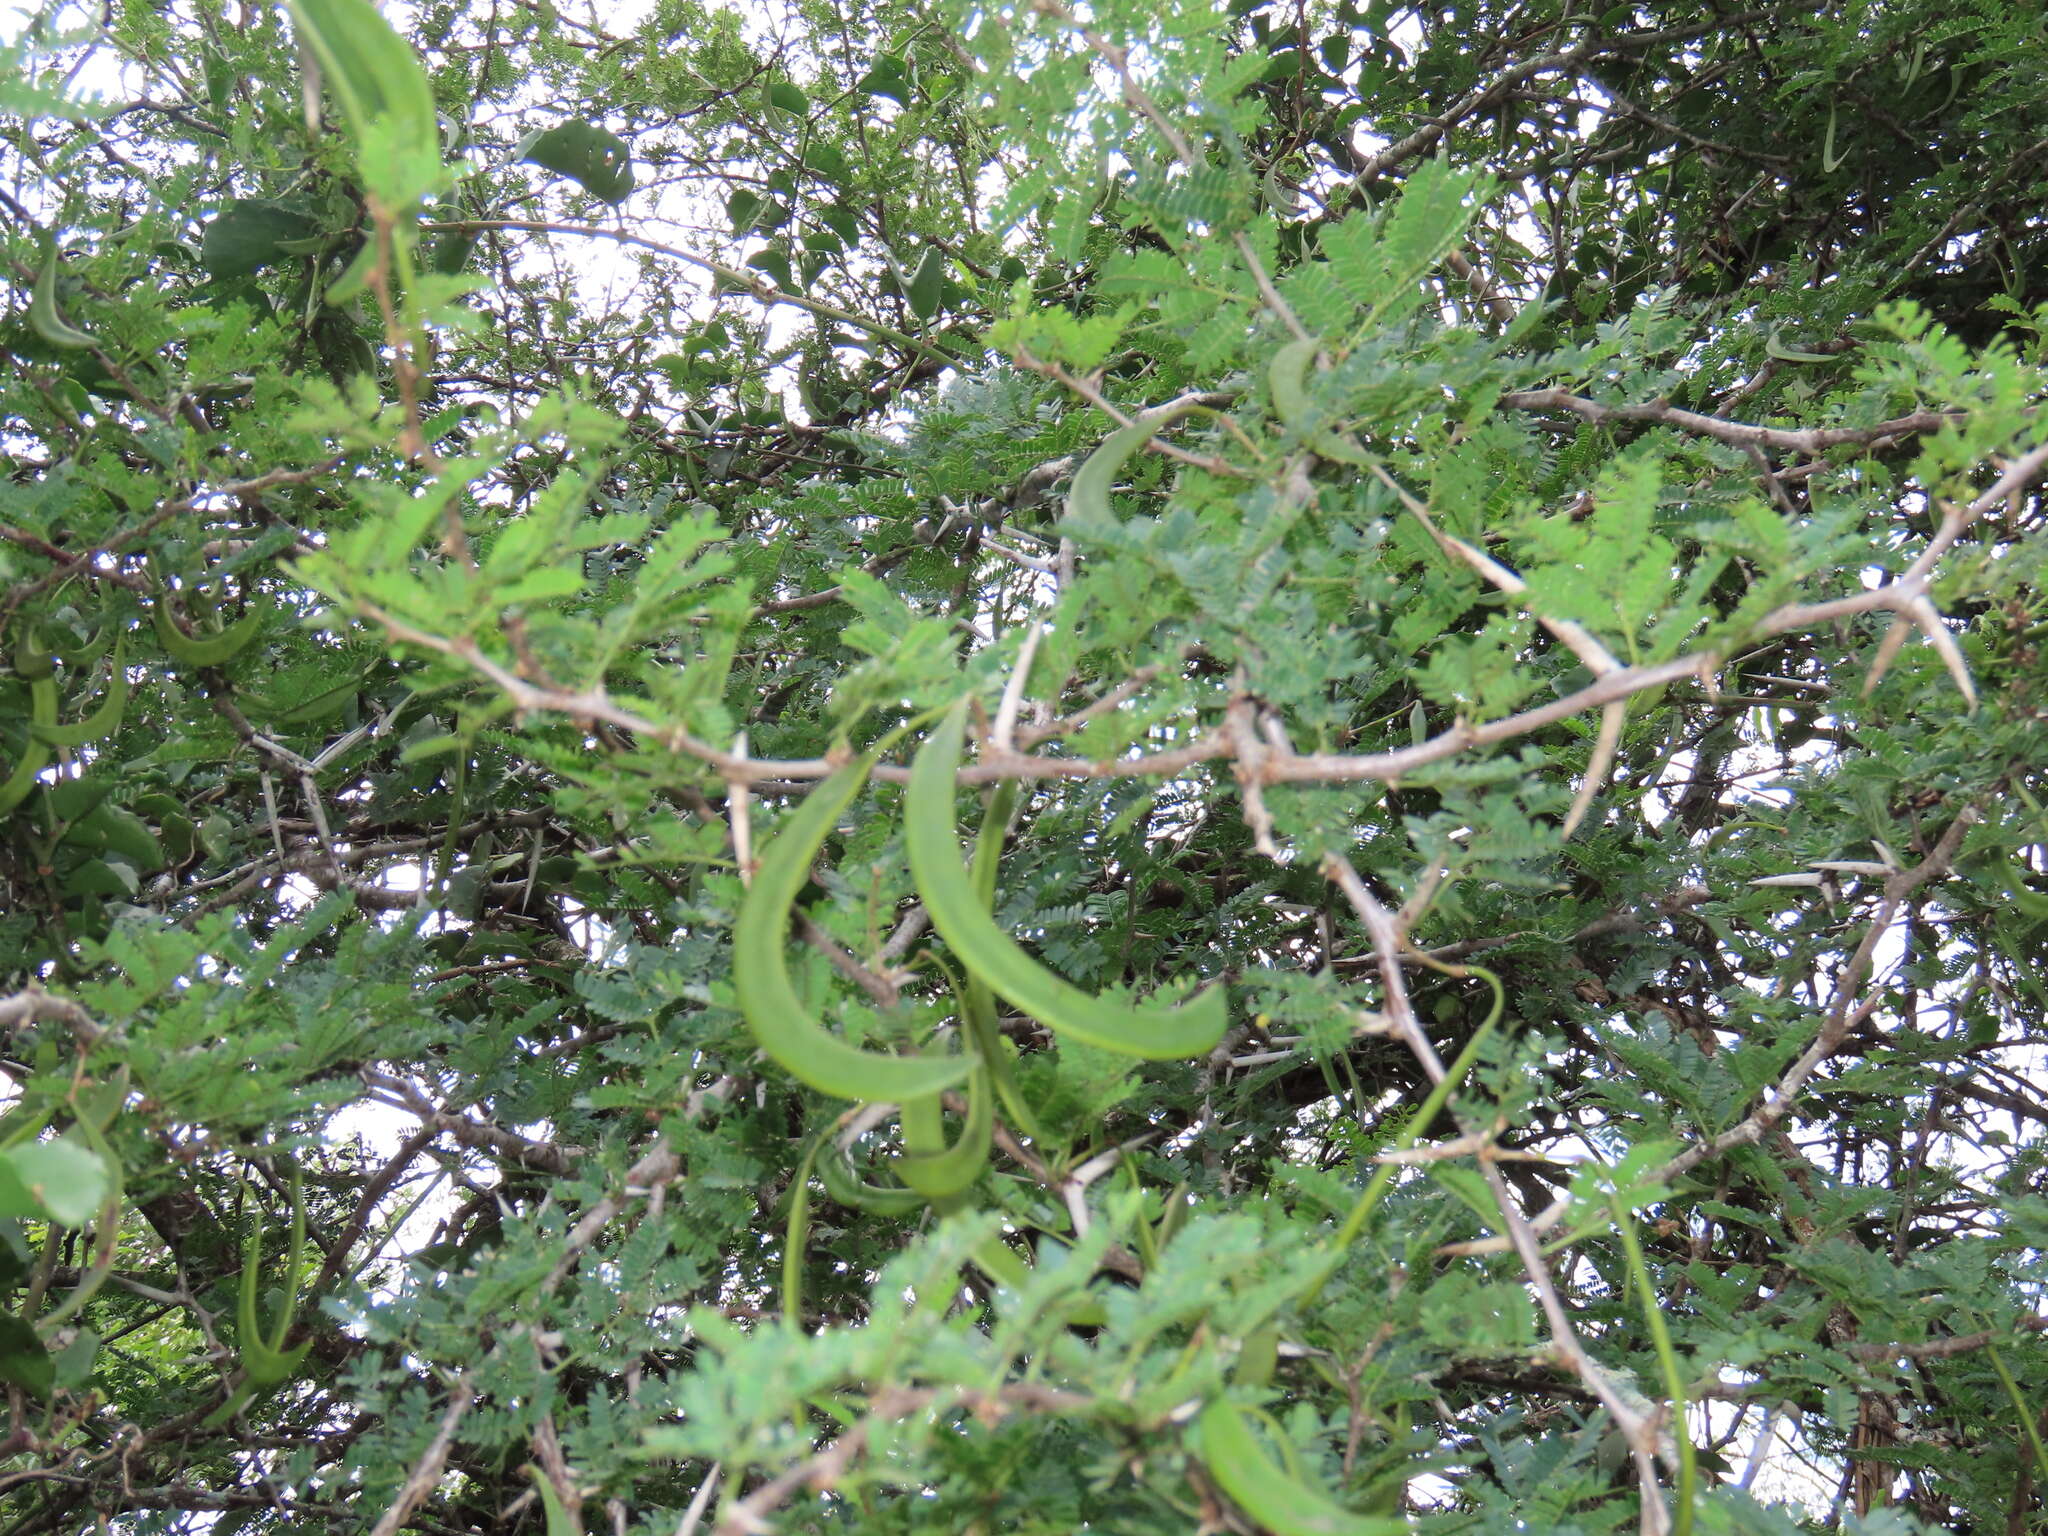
<box><xmin>2</xmin><ymin>0</ymin><xmax>2047</xmax><ymax>1532</ymax></box>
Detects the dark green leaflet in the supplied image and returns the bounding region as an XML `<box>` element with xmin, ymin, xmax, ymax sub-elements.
<box><xmin>518</xmin><ymin>120</ymin><xmax>635</xmax><ymax>205</ymax></box>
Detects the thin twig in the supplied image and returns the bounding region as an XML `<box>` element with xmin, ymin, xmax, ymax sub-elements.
<box><xmin>367</xmin><ymin>1374</ymin><xmax>476</xmax><ymax>1536</ymax></box>
<box><xmin>1322</xmin><ymin>852</ymin><xmax>1672</xmax><ymax>1535</ymax></box>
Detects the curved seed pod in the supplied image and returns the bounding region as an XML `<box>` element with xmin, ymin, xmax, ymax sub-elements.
<box><xmin>31</xmin><ymin>241</ymin><xmax>94</xmax><ymax>351</ymax></box>
<box><xmin>1928</xmin><ymin>61</ymin><xmax>1967</xmax><ymax>118</ymax></box>
<box><xmin>523</xmin><ymin>1464</ymin><xmax>579</xmax><ymax>1536</ymax></box>
<box><xmin>13</xmin><ymin>629</ymin><xmax>56</xmax><ymax>681</ymax></box>
<box><xmin>31</xmin><ymin>639</ymin><xmax>130</xmax><ymax>747</ymax></box>
<box><xmin>203</xmin><ymin>1165</ymin><xmax>313</xmax><ymax>1427</ymax></box>
<box><xmin>905</xmin><ymin>246</ymin><xmax>946</xmax><ymax>321</ymax></box>
<box><xmin>954</xmin><ymin>958</ymin><xmax>1044</xmax><ymax>1141</ymax></box>
<box><xmin>1268</xmin><ymin>336</ymin><xmax>1319</xmax><ymax>431</ymax></box>
<box><xmin>896</xmin><ymin>1060</ymin><xmax>991</xmax><ymax>1201</ymax></box>
<box><xmin>1266</xmin><ymin>337</ymin><xmax>1381</xmax><ymax>465</ymax></box>
<box><xmin>28</xmin><ymin>673</ymin><xmax>57</xmax><ymax>732</ymax></box>
<box><xmin>1899</xmin><ymin>37</ymin><xmax>1929</xmax><ymax>88</ymax></box>
<box><xmin>971</xmin><ymin>779</ymin><xmax>1017</xmax><ymax>908</ymax></box>
<box><xmin>926</xmin><ymin>937</ymin><xmax>1047</xmax><ymax>1147</ymax></box>
<box><xmin>1063</xmin><ymin>396</ymin><xmax>1208</xmax><ymax>531</ymax></box>
<box><xmin>238</xmin><ymin>660</ymin><xmax>371</xmax><ymax>726</ymax></box>
<box><xmin>1821</xmin><ymin>100</ymin><xmax>1848</xmax><ymax>173</ymax></box>
<box><xmin>1605</xmin><ymin>1185</ymin><xmax>1697</xmax><ymax>1536</ymax></box>
<box><xmin>1298</xmin><ymin>993</ymin><xmax>1504</xmax><ymax>1312</ymax></box>
<box><xmin>971</xmin><ymin>1232</ymin><xmax>1031</xmax><ymax>1289</ymax></box>
<box><xmin>782</xmin><ymin>1131</ymin><xmax>821</xmax><ymax>1325</ymax></box>
<box><xmin>324</xmin><ymin>237</ymin><xmax>378</xmax><ymax>304</ymax></box>
<box><xmin>815</xmin><ymin>1136</ymin><xmax>930</xmax><ymax>1216</ymax></box>
<box><xmin>733</xmin><ymin>760</ymin><xmax>975</xmax><ymax>1102</ymax></box>
<box><xmin>1235</xmin><ymin>1324</ymin><xmax>1280</xmax><ymax>1387</ymax></box>
<box><xmin>65</xmin><ymin>801</ymin><xmax>164</xmax><ymax>870</ymax></box>
<box><xmin>1765</xmin><ymin>326</ymin><xmax>1836</xmax><ymax>364</ymax></box>
<box><xmin>959</xmin><ymin>778</ymin><xmax>1049</xmax><ymax>1142</ymax></box>
<box><xmin>906</xmin><ymin>702</ymin><xmax>1227</xmax><ymax>1059</ymax></box>
<box><xmin>152</xmin><ymin>599</ymin><xmax>263</xmax><ymax>668</ymax></box>
<box><xmin>0</xmin><ymin>742</ymin><xmax>54</xmax><ymax>816</ymax></box>
<box><xmin>238</xmin><ymin>1164</ymin><xmax>313</xmax><ymax>1388</ymax></box>
<box><xmin>1304</xmin><ymin>426</ymin><xmax>1376</xmax><ymax>467</ymax></box>
<box><xmin>902</xmin><ymin>773</ymin><xmax>1026</xmax><ymax>1184</ymax></box>
<box><xmin>1253</xmin><ymin>342</ymin><xmax>1384</xmax><ymax>468</ymax></box>
<box><xmin>51</xmin><ymin>622</ymin><xmax>114</xmax><ymax>668</ymax></box>
<box><xmin>283</xmin><ymin>0</ymin><xmax>440</xmax><ymax>202</ymax></box>
<box><xmin>32</xmin><ymin>1112</ymin><xmax>125</xmax><ymax>1331</ymax></box>
<box><xmin>428</xmin><ymin>207</ymin><xmax>476</xmax><ymax>277</ymax></box>
<box><xmin>1196</xmin><ymin>1398</ymin><xmax>1410</xmax><ymax>1536</ymax></box>
<box><xmin>0</xmin><ymin>675</ymin><xmax>59</xmax><ymax>815</ymax></box>
<box><xmin>525</xmin><ymin>1464</ymin><xmax>580</xmax><ymax>1536</ymax></box>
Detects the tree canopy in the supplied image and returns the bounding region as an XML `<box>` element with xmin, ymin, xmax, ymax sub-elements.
<box><xmin>2</xmin><ymin>0</ymin><xmax>2047</xmax><ymax>1532</ymax></box>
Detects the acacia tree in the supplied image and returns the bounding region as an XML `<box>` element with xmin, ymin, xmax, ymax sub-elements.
<box><xmin>1</xmin><ymin>0</ymin><xmax>2046</xmax><ymax>1530</ymax></box>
